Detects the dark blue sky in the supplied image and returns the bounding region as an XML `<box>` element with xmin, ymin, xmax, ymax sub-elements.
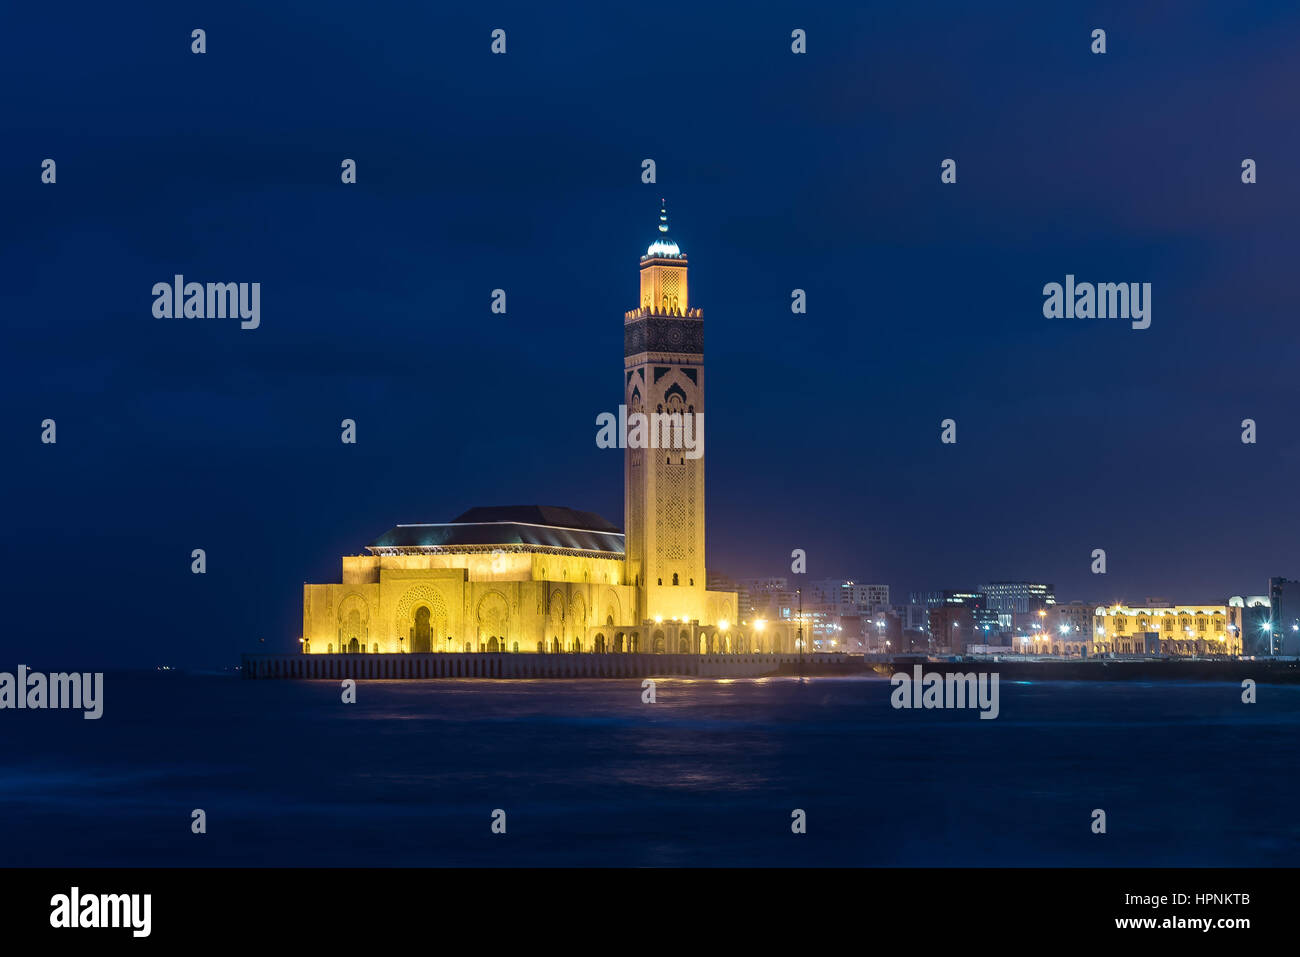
<box><xmin>5</xmin><ymin>2</ymin><xmax>1300</xmax><ymax>668</ymax></box>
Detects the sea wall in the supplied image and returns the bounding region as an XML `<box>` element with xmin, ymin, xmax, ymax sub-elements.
<box><xmin>871</xmin><ymin>657</ymin><xmax>1300</xmax><ymax>683</ymax></box>
<box><xmin>240</xmin><ymin>652</ymin><xmax>854</xmax><ymax>680</ymax></box>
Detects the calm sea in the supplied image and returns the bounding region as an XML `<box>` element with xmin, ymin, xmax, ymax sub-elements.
<box><xmin>0</xmin><ymin>672</ymin><xmax>1295</xmax><ymax>866</ymax></box>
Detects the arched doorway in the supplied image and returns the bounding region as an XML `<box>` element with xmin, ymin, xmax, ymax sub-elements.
<box><xmin>487</xmin><ymin>636</ymin><xmax>499</xmax><ymax>652</ymax></box>
<box><xmin>653</xmin><ymin>629</ymin><xmax>665</xmax><ymax>654</ymax></box>
<box><xmin>340</xmin><ymin>607</ymin><xmax>365</xmax><ymax>655</ymax></box>
<box><xmin>679</xmin><ymin>633</ymin><xmax>690</xmax><ymax>654</ymax></box>
<box><xmin>347</xmin><ymin>637</ymin><xmax>360</xmax><ymax>653</ymax></box>
<box><xmin>477</xmin><ymin>593</ymin><xmax>509</xmax><ymax>655</ymax></box>
<box><xmin>595</xmin><ymin>634</ymin><xmax>606</xmax><ymax>653</ymax></box>
<box><xmin>411</xmin><ymin>606</ymin><xmax>432</xmax><ymax>653</ymax></box>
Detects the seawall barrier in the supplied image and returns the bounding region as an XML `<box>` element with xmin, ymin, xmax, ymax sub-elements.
<box><xmin>240</xmin><ymin>651</ymin><xmax>856</xmax><ymax>680</ymax></box>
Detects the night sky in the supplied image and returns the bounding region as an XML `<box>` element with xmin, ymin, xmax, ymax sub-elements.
<box><xmin>5</xmin><ymin>2</ymin><xmax>1299</xmax><ymax>668</ymax></box>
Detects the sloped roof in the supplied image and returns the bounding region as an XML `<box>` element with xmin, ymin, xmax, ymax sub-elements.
<box><xmin>367</xmin><ymin>505</ymin><xmax>624</xmax><ymax>554</ymax></box>
<box><xmin>450</xmin><ymin>505</ymin><xmax>619</xmax><ymax>532</ymax></box>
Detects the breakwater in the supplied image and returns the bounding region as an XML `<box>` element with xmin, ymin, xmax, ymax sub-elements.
<box><xmin>870</xmin><ymin>656</ymin><xmax>1300</xmax><ymax>683</ymax></box>
<box><xmin>240</xmin><ymin>651</ymin><xmax>854</xmax><ymax>680</ymax></box>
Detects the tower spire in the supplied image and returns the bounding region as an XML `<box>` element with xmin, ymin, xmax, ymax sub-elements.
<box><xmin>644</xmin><ymin>199</ymin><xmax>682</xmax><ymax>259</ymax></box>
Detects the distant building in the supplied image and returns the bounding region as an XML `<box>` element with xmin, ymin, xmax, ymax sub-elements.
<box><xmin>805</xmin><ymin>579</ymin><xmax>891</xmax><ymax>646</ymax></box>
<box><xmin>981</xmin><ymin>581</ymin><xmax>1056</xmax><ymax>616</ymax></box>
<box><xmin>928</xmin><ymin>604</ymin><xmax>975</xmax><ymax>653</ymax></box>
<box><xmin>740</xmin><ymin>577</ymin><xmax>789</xmax><ymax>594</ymax></box>
<box><xmin>900</xmin><ymin>628</ymin><xmax>928</xmax><ymax>654</ymax></box>
<box><xmin>893</xmin><ymin>602</ymin><xmax>929</xmax><ymax>633</ymax></box>
<box><xmin>1269</xmin><ymin>578</ymin><xmax>1300</xmax><ymax>656</ymax></box>
<box><xmin>808</xmin><ymin>580</ymin><xmax>889</xmax><ymax>610</ymax></box>
<box><xmin>971</xmin><ymin>604</ymin><xmax>1003</xmax><ymax>643</ymax></box>
<box><xmin>911</xmin><ymin>590</ymin><xmax>996</xmax><ymax>651</ymax></box>
<box><xmin>738</xmin><ymin>577</ymin><xmax>793</xmax><ymax>621</ymax></box>
<box><xmin>856</xmin><ymin>609</ymin><xmax>902</xmax><ymax>653</ymax></box>
<box><xmin>910</xmin><ymin>589</ymin><xmax>986</xmax><ymax>609</ymax></box>
<box><xmin>706</xmin><ymin>571</ymin><xmax>736</xmax><ymax>592</ymax></box>
<box><xmin>1229</xmin><ymin>595</ymin><xmax>1271</xmax><ymax>655</ymax></box>
<box><xmin>1046</xmin><ymin>601</ymin><xmax>1093</xmax><ymax>656</ymax></box>
<box><xmin>909</xmin><ymin>590</ymin><xmax>949</xmax><ymax>609</ymax></box>
<box><xmin>1092</xmin><ymin>602</ymin><xmax>1242</xmax><ymax>656</ymax></box>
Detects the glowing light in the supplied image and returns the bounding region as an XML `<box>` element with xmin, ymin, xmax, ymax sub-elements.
<box><xmin>646</xmin><ymin>238</ymin><xmax>681</xmax><ymax>257</ymax></box>
<box><xmin>718</xmin><ymin>619</ymin><xmax>730</xmax><ymax>631</ymax></box>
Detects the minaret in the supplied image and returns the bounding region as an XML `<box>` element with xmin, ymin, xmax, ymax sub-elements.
<box><xmin>624</xmin><ymin>201</ymin><xmax>706</xmax><ymax>626</ymax></box>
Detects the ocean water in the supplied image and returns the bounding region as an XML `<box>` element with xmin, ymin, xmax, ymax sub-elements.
<box><xmin>0</xmin><ymin>672</ymin><xmax>1295</xmax><ymax>867</ymax></box>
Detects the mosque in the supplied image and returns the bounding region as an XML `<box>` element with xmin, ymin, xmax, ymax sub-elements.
<box><xmin>299</xmin><ymin>205</ymin><xmax>801</xmax><ymax>658</ymax></box>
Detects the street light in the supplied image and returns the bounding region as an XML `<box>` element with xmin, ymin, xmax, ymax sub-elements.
<box><xmin>796</xmin><ymin>589</ymin><xmax>804</xmax><ymax>664</ymax></box>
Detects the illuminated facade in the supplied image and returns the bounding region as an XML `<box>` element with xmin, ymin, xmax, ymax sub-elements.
<box><xmin>301</xmin><ymin>206</ymin><xmax>798</xmax><ymax>656</ymax></box>
<box><xmin>1091</xmin><ymin>603</ymin><xmax>1243</xmax><ymax>656</ymax></box>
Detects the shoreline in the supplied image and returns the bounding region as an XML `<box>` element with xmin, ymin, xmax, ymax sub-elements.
<box><xmin>234</xmin><ymin>651</ymin><xmax>1300</xmax><ymax>683</ymax></box>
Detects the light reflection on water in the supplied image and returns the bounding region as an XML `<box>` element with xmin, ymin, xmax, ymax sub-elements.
<box><xmin>0</xmin><ymin>673</ymin><xmax>1295</xmax><ymax>866</ymax></box>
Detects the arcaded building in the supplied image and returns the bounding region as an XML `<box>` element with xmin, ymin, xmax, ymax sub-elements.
<box><xmin>301</xmin><ymin>206</ymin><xmax>799</xmax><ymax>657</ymax></box>
<box><xmin>1090</xmin><ymin>603</ymin><xmax>1244</xmax><ymax>656</ymax></box>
